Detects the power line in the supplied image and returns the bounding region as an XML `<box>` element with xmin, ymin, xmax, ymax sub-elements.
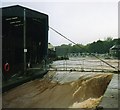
<box><xmin>49</xmin><ymin>26</ymin><xmax>117</xmax><ymax>70</ymax></box>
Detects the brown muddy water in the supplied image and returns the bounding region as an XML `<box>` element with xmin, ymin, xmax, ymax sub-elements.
<box><xmin>3</xmin><ymin>57</ymin><xmax>117</xmax><ymax>108</ymax></box>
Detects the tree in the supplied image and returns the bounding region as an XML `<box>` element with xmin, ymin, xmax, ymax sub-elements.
<box><xmin>55</xmin><ymin>38</ymin><xmax>119</xmax><ymax>56</ymax></box>
<box><xmin>104</xmin><ymin>37</ymin><xmax>113</xmax><ymax>42</ymax></box>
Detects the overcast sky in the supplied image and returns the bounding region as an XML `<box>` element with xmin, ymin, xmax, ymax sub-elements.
<box><xmin>1</xmin><ymin>0</ymin><xmax>118</xmax><ymax>46</ymax></box>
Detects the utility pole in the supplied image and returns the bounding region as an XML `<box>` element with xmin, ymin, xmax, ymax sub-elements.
<box><xmin>24</xmin><ymin>9</ymin><xmax>27</xmax><ymax>74</ymax></box>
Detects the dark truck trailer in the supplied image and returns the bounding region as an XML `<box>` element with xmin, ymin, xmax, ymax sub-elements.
<box><xmin>2</xmin><ymin>5</ymin><xmax>48</xmax><ymax>80</ymax></box>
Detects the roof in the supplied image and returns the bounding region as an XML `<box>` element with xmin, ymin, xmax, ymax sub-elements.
<box><xmin>2</xmin><ymin>5</ymin><xmax>48</xmax><ymax>17</ymax></box>
<box><xmin>110</xmin><ymin>45</ymin><xmax>120</xmax><ymax>50</ymax></box>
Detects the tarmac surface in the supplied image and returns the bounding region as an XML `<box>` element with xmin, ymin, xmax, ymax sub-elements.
<box><xmin>98</xmin><ymin>73</ymin><xmax>119</xmax><ymax>109</ymax></box>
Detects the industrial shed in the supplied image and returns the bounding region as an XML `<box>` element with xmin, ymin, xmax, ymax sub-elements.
<box><xmin>109</xmin><ymin>45</ymin><xmax>120</xmax><ymax>59</ymax></box>
<box><xmin>2</xmin><ymin>5</ymin><xmax>48</xmax><ymax>80</ymax></box>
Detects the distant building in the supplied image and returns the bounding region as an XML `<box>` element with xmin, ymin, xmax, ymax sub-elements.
<box><xmin>48</xmin><ymin>43</ymin><xmax>56</xmax><ymax>61</ymax></box>
<box><xmin>109</xmin><ymin>45</ymin><xmax>120</xmax><ymax>59</ymax></box>
<box><xmin>48</xmin><ymin>43</ymin><xmax>55</xmax><ymax>51</ymax></box>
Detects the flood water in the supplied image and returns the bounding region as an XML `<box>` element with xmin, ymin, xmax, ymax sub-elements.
<box><xmin>50</xmin><ymin>57</ymin><xmax>118</xmax><ymax>72</ymax></box>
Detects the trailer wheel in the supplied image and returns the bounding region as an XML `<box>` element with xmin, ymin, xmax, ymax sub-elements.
<box><xmin>4</xmin><ymin>63</ymin><xmax>10</xmax><ymax>72</ymax></box>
